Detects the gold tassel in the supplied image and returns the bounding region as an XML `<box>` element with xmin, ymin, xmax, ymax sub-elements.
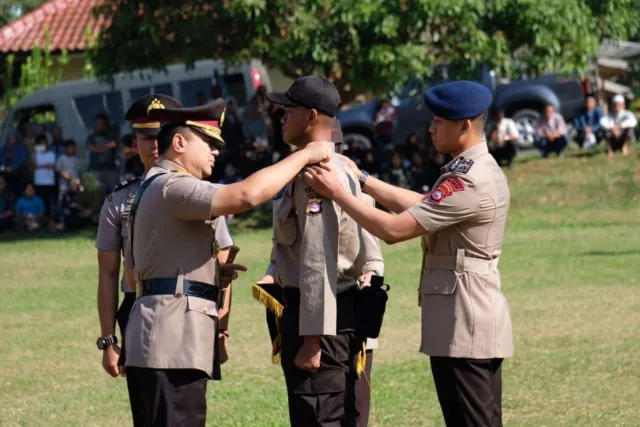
<box><xmin>252</xmin><ymin>284</ymin><xmax>284</xmax><ymax>318</ymax></box>
<box><xmin>271</xmin><ymin>333</ymin><xmax>282</xmax><ymax>364</ymax></box>
<box><xmin>356</xmin><ymin>341</ymin><xmax>367</xmax><ymax>378</ymax></box>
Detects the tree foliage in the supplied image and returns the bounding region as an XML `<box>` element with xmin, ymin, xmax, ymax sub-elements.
<box><xmin>90</xmin><ymin>0</ymin><xmax>640</xmax><ymax>100</ymax></box>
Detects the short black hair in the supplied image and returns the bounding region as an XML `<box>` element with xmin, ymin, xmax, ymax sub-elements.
<box><xmin>95</xmin><ymin>113</ymin><xmax>109</xmax><ymax>122</ymax></box>
<box><xmin>35</xmin><ymin>134</ymin><xmax>47</xmax><ymax>144</ymax></box>
<box><xmin>64</xmin><ymin>139</ymin><xmax>76</xmax><ymax>148</ymax></box>
<box><xmin>472</xmin><ymin>110</ymin><xmax>488</xmax><ymax>131</ymax></box>
<box><xmin>157</xmin><ymin>123</ymin><xmax>191</xmax><ymax>155</ymax></box>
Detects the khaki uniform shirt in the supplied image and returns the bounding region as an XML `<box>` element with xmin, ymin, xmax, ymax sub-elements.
<box><xmin>271</xmin><ymin>153</ymin><xmax>383</xmax><ymax>336</ymax></box>
<box><xmin>95</xmin><ymin>178</ymin><xmax>141</xmax><ymax>293</ymax></box>
<box><xmin>407</xmin><ymin>143</ymin><xmax>514</xmax><ymax>359</ymax></box>
<box><xmin>124</xmin><ymin>159</ymin><xmax>224</xmax><ymax>377</ymax></box>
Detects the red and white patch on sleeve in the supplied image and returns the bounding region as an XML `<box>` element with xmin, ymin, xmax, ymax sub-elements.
<box><xmin>428</xmin><ymin>177</ymin><xmax>465</xmax><ymax>204</ymax></box>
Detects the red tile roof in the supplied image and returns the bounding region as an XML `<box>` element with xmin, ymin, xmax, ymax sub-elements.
<box><xmin>0</xmin><ymin>0</ymin><xmax>107</xmax><ymax>54</ymax></box>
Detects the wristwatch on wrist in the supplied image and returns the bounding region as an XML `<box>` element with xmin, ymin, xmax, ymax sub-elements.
<box><xmin>96</xmin><ymin>335</ymin><xmax>118</xmax><ymax>350</ymax></box>
<box><xmin>359</xmin><ymin>170</ymin><xmax>370</xmax><ymax>187</ymax></box>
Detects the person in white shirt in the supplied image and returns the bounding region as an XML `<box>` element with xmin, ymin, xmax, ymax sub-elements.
<box><xmin>55</xmin><ymin>140</ymin><xmax>81</xmax><ymax>201</ymax></box>
<box><xmin>488</xmin><ymin>109</ymin><xmax>519</xmax><ymax>167</ymax></box>
<box><xmin>600</xmin><ymin>94</ymin><xmax>637</xmax><ymax>158</ymax></box>
<box><xmin>32</xmin><ymin>134</ymin><xmax>57</xmax><ymax>217</ymax></box>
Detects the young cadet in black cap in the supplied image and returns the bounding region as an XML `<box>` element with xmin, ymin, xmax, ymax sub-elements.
<box><xmin>305</xmin><ymin>80</ymin><xmax>513</xmax><ymax>427</ymax></box>
<box><xmin>262</xmin><ymin>76</ymin><xmax>382</xmax><ymax>427</ymax></box>
<box><xmin>95</xmin><ymin>94</ymin><xmax>182</xmax><ymax>425</ymax></box>
<box><xmin>122</xmin><ymin>99</ymin><xmax>332</xmax><ymax>427</ymax></box>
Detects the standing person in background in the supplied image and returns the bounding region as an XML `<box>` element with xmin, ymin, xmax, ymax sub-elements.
<box><xmin>55</xmin><ymin>140</ymin><xmax>81</xmax><ymax>202</ymax></box>
<box><xmin>373</xmin><ymin>99</ymin><xmax>397</xmax><ymax>151</ymax></box>
<box><xmin>32</xmin><ymin>134</ymin><xmax>57</xmax><ymax>220</ymax></box>
<box><xmin>86</xmin><ymin>113</ymin><xmax>120</xmax><ymax>193</ymax></box>
<box><xmin>0</xmin><ymin>129</ymin><xmax>30</xmax><ymax>197</ymax></box>
<box><xmin>601</xmin><ymin>94</ymin><xmax>637</xmax><ymax>159</ymax></box>
<box><xmin>0</xmin><ymin>176</ymin><xmax>15</xmax><ymax>233</ymax></box>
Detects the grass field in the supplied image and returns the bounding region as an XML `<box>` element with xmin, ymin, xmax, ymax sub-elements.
<box><xmin>1</xmin><ymin>148</ymin><xmax>639</xmax><ymax>426</ymax></box>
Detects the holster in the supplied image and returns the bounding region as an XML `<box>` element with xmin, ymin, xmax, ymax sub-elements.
<box><xmin>355</xmin><ymin>275</ymin><xmax>390</xmax><ymax>339</ymax></box>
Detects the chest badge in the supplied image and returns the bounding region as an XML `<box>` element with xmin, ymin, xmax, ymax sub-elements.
<box><xmin>306</xmin><ymin>198</ymin><xmax>323</xmax><ymax>216</ymax></box>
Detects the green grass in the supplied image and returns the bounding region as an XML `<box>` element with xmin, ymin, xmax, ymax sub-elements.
<box><xmin>1</xmin><ymin>147</ymin><xmax>639</xmax><ymax>426</ymax></box>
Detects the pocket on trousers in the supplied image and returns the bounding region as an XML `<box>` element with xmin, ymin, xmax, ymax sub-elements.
<box><xmin>187</xmin><ymin>295</ymin><xmax>218</xmax><ymax>318</ymax></box>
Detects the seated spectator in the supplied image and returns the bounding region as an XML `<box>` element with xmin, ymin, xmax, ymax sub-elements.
<box><xmin>32</xmin><ymin>135</ymin><xmax>57</xmax><ymax>217</ymax></box>
<box><xmin>51</xmin><ymin>126</ymin><xmax>66</xmax><ymax>158</ymax></box>
<box><xmin>360</xmin><ymin>150</ymin><xmax>382</xmax><ymax>179</ymax></box>
<box><xmin>488</xmin><ymin>109</ymin><xmax>519</xmax><ymax>168</ymax></box>
<box><xmin>402</xmin><ymin>132</ymin><xmax>422</xmax><ymax>160</ymax></box>
<box><xmin>0</xmin><ymin>129</ymin><xmax>30</xmax><ymax>197</ymax></box>
<box><xmin>573</xmin><ymin>94</ymin><xmax>604</xmax><ymax>149</ymax></box>
<box><xmin>195</xmin><ymin>91</ymin><xmax>207</xmax><ymax>106</ymax></box>
<box><xmin>383</xmin><ymin>152</ymin><xmax>410</xmax><ymax>189</ymax></box>
<box><xmin>0</xmin><ymin>176</ymin><xmax>15</xmax><ymax>233</ymax></box>
<box><xmin>345</xmin><ymin>138</ymin><xmax>366</xmax><ymax>167</ymax></box>
<box><xmin>15</xmin><ymin>183</ymin><xmax>45</xmax><ymax>232</ymax></box>
<box><xmin>121</xmin><ymin>134</ymin><xmax>145</xmax><ymax>179</ymax></box>
<box><xmin>409</xmin><ymin>152</ymin><xmax>428</xmax><ymax>193</ymax></box>
<box><xmin>51</xmin><ymin>178</ymin><xmax>93</xmax><ymax>232</ymax></box>
<box><xmin>600</xmin><ymin>94</ymin><xmax>637</xmax><ymax>159</ymax></box>
<box><xmin>535</xmin><ymin>104</ymin><xmax>569</xmax><ymax>158</ymax></box>
<box><xmin>55</xmin><ymin>140</ymin><xmax>81</xmax><ymax>201</ymax></box>
<box><xmin>243</xmin><ymin>96</ymin><xmax>270</xmax><ymax>173</ymax></box>
<box><xmin>78</xmin><ymin>172</ymin><xmax>104</xmax><ymax>225</ymax></box>
<box><xmin>219</xmin><ymin>163</ymin><xmax>242</xmax><ymax>185</ymax></box>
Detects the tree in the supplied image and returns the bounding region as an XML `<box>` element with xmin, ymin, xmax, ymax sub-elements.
<box><xmin>0</xmin><ymin>0</ymin><xmax>48</xmax><ymax>27</ymax></box>
<box><xmin>90</xmin><ymin>0</ymin><xmax>640</xmax><ymax>101</ymax></box>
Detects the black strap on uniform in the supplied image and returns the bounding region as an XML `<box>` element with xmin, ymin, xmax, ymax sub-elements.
<box><xmin>127</xmin><ymin>172</ymin><xmax>167</xmax><ymax>268</ymax></box>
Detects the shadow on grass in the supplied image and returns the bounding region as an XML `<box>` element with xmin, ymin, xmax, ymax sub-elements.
<box><xmin>0</xmin><ymin>226</ymin><xmax>98</xmax><ymax>244</ymax></box>
<box><xmin>581</xmin><ymin>249</ymin><xmax>640</xmax><ymax>257</ymax></box>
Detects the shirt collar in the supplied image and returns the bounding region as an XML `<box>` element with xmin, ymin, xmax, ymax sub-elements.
<box><xmin>441</xmin><ymin>142</ymin><xmax>488</xmax><ymax>174</ymax></box>
<box><xmin>157</xmin><ymin>158</ymin><xmax>191</xmax><ymax>174</ymax></box>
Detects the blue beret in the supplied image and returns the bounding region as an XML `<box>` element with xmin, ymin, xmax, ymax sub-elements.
<box><xmin>424</xmin><ymin>80</ymin><xmax>493</xmax><ymax>120</ymax></box>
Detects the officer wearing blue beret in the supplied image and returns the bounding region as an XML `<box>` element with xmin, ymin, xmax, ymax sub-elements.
<box><xmin>304</xmin><ymin>80</ymin><xmax>513</xmax><ymax>427</ymax></box>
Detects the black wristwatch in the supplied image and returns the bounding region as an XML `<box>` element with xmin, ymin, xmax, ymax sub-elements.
<box><xmin>359</xmin><ymin>170</ymin><xmax>370</xmax><ymax>187</ymax></box>
<box><xmin>96</xmin><ymin>335</ymin><xmax>118</xmax><ymax>350</ymax></box>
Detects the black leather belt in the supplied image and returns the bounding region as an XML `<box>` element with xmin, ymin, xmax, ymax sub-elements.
<box><xmin>140</xmin><ymin>278</ymin><xmax>222</xmax><ymax>304</ymax></box>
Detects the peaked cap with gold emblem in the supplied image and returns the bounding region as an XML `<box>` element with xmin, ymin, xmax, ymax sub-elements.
<box><xmin>148</xmin><ymin>98</ymin><xmax>227</xmax><ymax>146</ymax></box>
<box><xmin>124</xmin><ymin>94</ymin><xmax>183</xmax><ymax>136</ymax></box>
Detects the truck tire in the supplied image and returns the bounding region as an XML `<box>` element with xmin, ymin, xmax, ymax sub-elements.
<box><xmin>342</xmin><ymin>128</ymin><xmax>373</xmax><ymax>150</ymax></box>
<box><xmin>511</xmin><ymin>108</ymin><xmax>541</xmax><ymax>149</ymax></box>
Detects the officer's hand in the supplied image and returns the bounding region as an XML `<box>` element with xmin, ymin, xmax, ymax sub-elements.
<box><xmin>303</xmin><ymin>141</ymin><xmax>333</xmax><ymax>164</ymax></box>
<box><xmin>358</xmin><ymin>271</ymin><xmax>375</xmax><ymax>288</ymax></box>
<box><xmin>336</xmin><ymin>154</ymin><xmax>363</xmax><ymax>180</ymax></box>
<box><xmin>258</xmin><ymin>274</ymin><xmax>275</xmax><ymax>284</ymax></box>
<box><xmin>218</xmin><ymin>334</ymin><xmax>229</xmax><ymax>365</ymax></box>
<box><xmin>102</xmin><ymin>344</ymin><xmax>121</xmax><ymax>378</ymax></box>
<box><xmin>220</xmin><ymin>263</ymin><xmax>247</xmax><ymax>286</ymax></box>
<box><xmin>295</xmin><ymin>336</ymin><xmax>321</xmax><ymax>373</ymax></box>
<box><xmin>303</xmin><ymin>164</ymin><xmax>341</xmax><ymax>199</ymax></box>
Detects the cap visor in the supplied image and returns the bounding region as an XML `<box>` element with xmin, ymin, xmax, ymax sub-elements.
<box><xmin>133</xmin><ymin>127</ymin><xmax>161</xmax><ymax>137</ymax></box>
<box><xmin>265</xmin><ymin>92</ymin><xmax>298</xmax><ymax>107</ymax></box>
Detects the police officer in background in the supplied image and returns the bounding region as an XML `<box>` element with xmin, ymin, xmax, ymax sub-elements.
<box><xmin>304</xmin><ymin>81</ymin><xmax>513</xmax><ymax>427</ymax></box>
<box><xmin>123</xmin><ymin>99</ymin><xmax>332</xmax><ymax>427</ymax></box>
<box><xmin>263</xmin><ymin>76</ymin><xmax>381</xmax><ymax>426</ymax></box>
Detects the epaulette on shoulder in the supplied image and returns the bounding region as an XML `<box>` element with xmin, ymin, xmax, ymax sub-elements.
<box><xmin>448</xmin><ymin>157</ymin><xmax>474</xmax><ymax>174</ymax></box>
<box><xmin>111</xmin><ymin>176</ymin><xmax>141</xmax><ymax>193</ymax></box>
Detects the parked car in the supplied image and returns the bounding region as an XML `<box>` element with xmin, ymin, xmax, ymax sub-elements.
<box><xmin>0</xmin><ymin>59</ymin><xmax>272</xmax><ymax>157</ymax></box>
<box><xmin>339</xmin><ymin>66</ymin><xmax>586</xmax><ymax>149</ymax></box>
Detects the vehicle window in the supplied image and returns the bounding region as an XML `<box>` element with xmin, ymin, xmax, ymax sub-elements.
<box><xmin>153</xmin><ymin>84</ymin><xmax>173</xmax><ymax>96</ymax></box>
<box><xmin>130</xmin><ymin>87</ymin><xmax>152</xmax><ymax>102</ymax></box>
<box><xmin>179</xmin><ymin>78</ymin><xmax>211</xmax><ymax>107</ymax></box>
<box><xmin>74</xmin><ymin>94</ymin><xmax>105</xmax><ymax>129</ymax></box>
<box><xmin>105</xmin><ymin>92</ymin><xmax>124</xmax><ymax>125</ymax></box>
<box><xmin>223</xmin><ymin>74</ymin><xmax>248</xmax><ymax>107</ymax></box>
<box><xmin>4</xmin><ymin>105</ymin><xmax>56</xmax><ymax>142</ymax></box>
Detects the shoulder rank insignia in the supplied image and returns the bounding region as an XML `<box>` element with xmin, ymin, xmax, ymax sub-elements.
<box><xmin>111</xmin><ymin>176</ymin><xmax>141</xmax><ymax>193</ymax></box>
<box><xmin>306</xmin><ymin>198</ymin><xmax>323</xmax><ymax>216</ymax></box>
<box><xmin>449</xmin><ymin>157</ymin><xmax>474</xmax><ymax>174</ymax></box>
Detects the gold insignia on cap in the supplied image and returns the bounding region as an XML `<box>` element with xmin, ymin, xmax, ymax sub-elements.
<box><xmin>220</xmin><ymin>108</ymin><xmax>226</xmax><ymax>127</ymax></box>
<box><xmin>147</xmin><ymin>98</ymin><xmax>166</xmax><ymax>114</ymax></box>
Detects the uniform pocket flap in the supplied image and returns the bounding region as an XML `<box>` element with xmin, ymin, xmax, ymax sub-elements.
<box><xmin>421</xmin><ymin>270</ymin><xmax>457</xmax><ymax>295</ymax></box>
<box><xmin>186</xmin><ymin>296</ymin><xmax>218</xmax><ymax>317</ymax></box>
<box><xmin>275</xmin><ymin>217</ymin><xmax>297</xmax><ymax>245</ymax></box>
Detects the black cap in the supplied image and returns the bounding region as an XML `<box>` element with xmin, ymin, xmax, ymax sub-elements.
<box><xmin>331</xmin><ymin>119</ymin><xmax>343</xmax><ymax>144</ymax></box>
<box><xmin>125</xmin><ymin>94</ymin><xmax>183</xmax><ymax>136</ymax></box>
<box><xmin>149</xmin><ymin>99</ymin><xmax>227</xmax><ymax>146</ymax></box>
<box><xmin>266</xmin><ymin>76</ymin><xmax>341</xmax><ymax>117</ymax></box>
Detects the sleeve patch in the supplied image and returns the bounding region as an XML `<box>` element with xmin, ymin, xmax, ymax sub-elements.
<box><xmin>428</xmin><ymin>177</ymin><xmax>465</xmax><ymax>204</ymax></box>
<box><xmin>306</xmin><ymin>198</ymin><xmax>323</xmax><ymax>216</ymax></box>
